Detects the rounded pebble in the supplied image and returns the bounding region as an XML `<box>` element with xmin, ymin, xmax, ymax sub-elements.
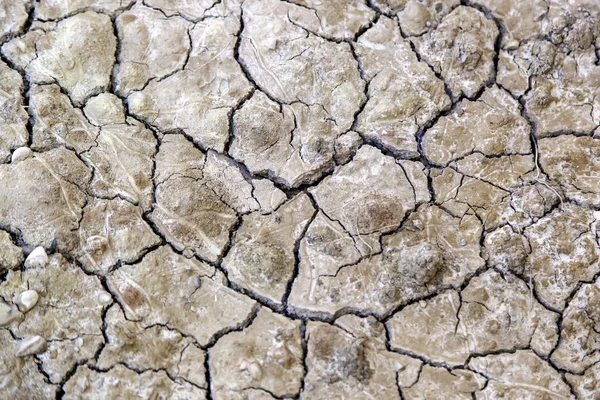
<box><xmin>11</xmin><ymin>147</ymin><xmax>32</xmax><ymax>162</ymax></box>
<box><xmin>17</xmin><ymin>290</ymin><xmax>40</xmax><ymax>313</ymax></box>
<box><xmin>25</xmin><ymin>246</ymin><xmax>49</xmax><ymax>269</ymax></box>
<box><xmin>16</xmin><ymin>335</ymin><xmax>47</xmax><ymax>357</ymax></box>
<box><xmin>504</xmin><ymin>39</ymin><xmax>520</xmax><ymax>51</ymax></box>
<box><xmin>97</xmin><ymin>292</ymin><xmax>112</xmax><ymax>305</ymax></box>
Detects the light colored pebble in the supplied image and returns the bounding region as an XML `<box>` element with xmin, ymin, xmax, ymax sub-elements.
<box><xmin>97</xmin><ymin>292</ymin><xmax>112</xmax><ymax>305</ymax></box>
<box><xmin>24</xmin><ymin>247</ymin><xmax>48</xmax><ymax>269</ymax></box>
<box><xmin>11</xmin><ymin>147</ymin><xmax>32</xmax><ymax>162</ymax></box>
<box><xmin>16</xmin><ymin>335</ymin><xmax>47</xmax><ymax>357</ymax></box>
<box><xmin>504</xmin><ymin>39</ymin><xmax>520</xmax><ymax>50</ymax></box>
<box><xmin>17</xmin><ymin>290</ymin><xmax>39</xmax><ymax>313</ymax></box>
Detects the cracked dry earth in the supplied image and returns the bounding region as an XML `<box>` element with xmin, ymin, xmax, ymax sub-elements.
<box><xmin>3</xmin><ymin>1</ymin><xmax>600</xmax><ymax>400</ymax></box>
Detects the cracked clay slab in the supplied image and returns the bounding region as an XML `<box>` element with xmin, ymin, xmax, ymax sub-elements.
<box><xmin>411</xmin><ymin>6</ymin><xmax>499</xmax><ymax>99</ymax></box>
<box><xmin>354</xmin><ymin>16</ymin><xmax>451</xmax><ymax>158</ymax></box>
<box><xmin>107</xmin><ymin>245</ymin><xmax>257</xmax><ymax>346</ymax></box>
<box><xmin>4</xmin><ymin>11</ymin><xmax>116</xmax><ymax>105</ymax></box>
<box><xmin>387</xmin><ymin>270</ymin><xmax>558</xmax><ymax>367</ymax></box>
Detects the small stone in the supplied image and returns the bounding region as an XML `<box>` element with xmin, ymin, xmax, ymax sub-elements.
<box><xmin>25</xmin><ymin>247</ymin><xmax>49</xmax><ymax>269</ymax></box>
<box><xmin>11</xmin><ymin>147</ymin><xmax>32</xmax><ymax>162</ymax></box>
<box><xmin>504</xmin><ymin>39</ymin><xmax>520</xmax><ymax>50</ymax></box>
<box><xmin>97</xmin><ymin>292</ymin><xmax>112</xmax><ymax>305</ymax></box>
<box><xmin>16</xmin><ymin>336</ymin><xmax>48</xmax><ymax>357</ymax></box>
<box><xmin>17</xmin><ymin>290</ymin><xmax>40</xmax><ymax>313</ymax></box>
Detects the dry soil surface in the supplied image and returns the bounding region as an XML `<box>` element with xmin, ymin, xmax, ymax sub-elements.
<box><xmin>1</xmin><ymin>0</ymin><xmax>600</xmax><ymax>399</ymax></box>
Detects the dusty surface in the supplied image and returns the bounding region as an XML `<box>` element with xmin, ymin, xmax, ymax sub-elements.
<box><xmin>1</xmin><ymin>0</ymin><xmax>600</xmax><ymax>399</ymax></box>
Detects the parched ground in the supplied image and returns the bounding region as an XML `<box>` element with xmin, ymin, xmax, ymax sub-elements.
<box><xmin>1</xmin><ymin>0</ymin><xmax>600</xmax><ymax>398</ymax></box>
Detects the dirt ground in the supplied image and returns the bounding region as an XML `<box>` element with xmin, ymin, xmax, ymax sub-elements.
<box><xmin>1</xmin><ymin>0</ymin><xmax>600</xmax><ymax>398</ymax></box>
